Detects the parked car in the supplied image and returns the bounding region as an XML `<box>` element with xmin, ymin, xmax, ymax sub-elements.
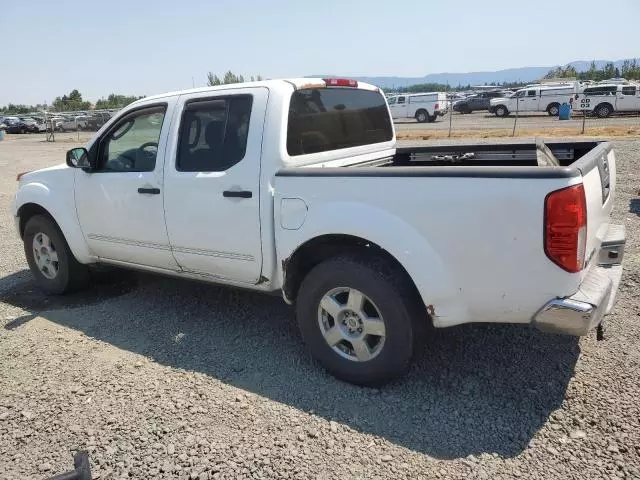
<box><xmin>452</xmin><ymin>91</ymin><xmax>510</xmax><ymax>113</ymax></box>
<box><xmin>387</xmin><ymin>92</ymin><xmax>448</xmax><ymax>122</ymax></box>
<box><xmin>572</xmin><ymin>83</ymin><xmax>640</xmax><ymax>118</ymax></box>
<box><xmin>20</xmin><ymin>117</ymin><xmax>47</xmax><ymax>132</ymax></box>
<box><xmin>3</xmin><ymin>118</ymin><xmax>39</xmax><ymax>133</ymax></box>
<box><xmin>86</xmin><ymin>112</ymin><xmax>112</xmax><ymax>131</ymax></box>
<box><xmin>58</xmin><ymin>115</ymin><xmax>89</xmax><ymax>132</ymax></box>
<box><xmin>12</xmin><ymin>78</ymin><xmax>625</xmax><ymax>386</ymax></box>
<box><xmin>489</xmin><ymin>84</ymin><xmax>577</xmax><ymax>117</ymax></box>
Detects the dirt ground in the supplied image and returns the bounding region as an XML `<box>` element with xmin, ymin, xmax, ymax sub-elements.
<box><xmin>0</xmin><ymin>134</ymin><xmax>639</xmax><ymax>480</ymax></box>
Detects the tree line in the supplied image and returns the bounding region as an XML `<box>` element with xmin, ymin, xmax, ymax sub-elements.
<box><xmin>206</xmin><ymin>71</ymin><xmax>263</xmax><ymax>86</ymax></box>
<box><xmin>544</xmin><ymin>60</ymin><xmax>640</xmax><ymax>81</ymax></box>
<box><xmin>1</xmin><ymin>90</ymin><xmax>144</xmax><ymax>115</ymax></box>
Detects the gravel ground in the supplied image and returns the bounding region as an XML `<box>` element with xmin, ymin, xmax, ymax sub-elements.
<box><xmin>0</xmin><ymin>134</ymin><xmax>639</xmax><ymax>479</ymax></box>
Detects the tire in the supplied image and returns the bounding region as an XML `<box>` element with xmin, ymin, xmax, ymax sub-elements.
<box><xmin>415</xmin><ymin>110</ymin><xmax>428</xmax><ymax>123</ymax></box>
<box><xmin>547</xmin><ymin>103</ymin><xmax>560</xmax><ymax>116</ymax></box>
<box><xmin>21</xmin><ymin>127</ymin><xmax>26</xmax><ymax>134</ymax></box>
<box><xmin>495</xmin><ymin>105</ymin><xmax>508</xmax><ymax>117</ymax></box>
<box><xmin>296</xmin><ymin>255</ymin><xmax>424</xmax><ymax>386</ymax></box>
<box><xmin>23</xmin><ymin>215</ymin><xmax>90</xmax><ymax>294</ymax></box>
<box><xmin>460</xmin><ymin>105</ymin><xmax>472</xmax><ymax>114</ymax></box>
<box><xmin>595</xmin><ymin>103</ymin><xmax>613</xmax><ymax>118</ymax></box>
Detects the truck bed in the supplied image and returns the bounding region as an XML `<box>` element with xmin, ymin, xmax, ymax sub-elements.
<box><xmin>274</xmin><ymin>140</ymin><xmax>618</xmax><ymax>329</ymax></box>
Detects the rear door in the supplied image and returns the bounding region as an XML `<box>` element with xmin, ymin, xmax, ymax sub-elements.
<box><xmin>163</xmin><ymin>87</ymin><xmax>268</xmax><ymax>283</ymax></box>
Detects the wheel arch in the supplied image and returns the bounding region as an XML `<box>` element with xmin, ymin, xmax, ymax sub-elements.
<box><xmin>14</xmin><ymin>185</ymin><xmax>94</xmax><ymax>264</ymax></box>
<box><xmin>277</xmin><ymin>202</ymin><xmax>471</xmax><ymax>327</ymax></box>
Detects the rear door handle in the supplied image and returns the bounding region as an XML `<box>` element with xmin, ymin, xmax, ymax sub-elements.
<box><xmin>223</xmin><ymin>190</ymin><xmax>252</xmax><ymax>198</ymax></box>
<box><xmin>138</xmin><ymin>187</ymin><xmax>160</xmax><ymax>195</ymax></box>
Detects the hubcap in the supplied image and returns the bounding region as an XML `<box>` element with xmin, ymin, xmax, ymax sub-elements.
<box><xmin>32</xmin><ymin>232</ymin><xmax>59</xmax><ymax>279</ymax></box>
<box><xmin>418</xmin><ymin>113</ymin><xmax>426</xmax><ymax>122</ymax></box>
<box><xmin>317</xmin><ymin>287</ymin><xmax>386</xmax><ymax>362</ymax></box>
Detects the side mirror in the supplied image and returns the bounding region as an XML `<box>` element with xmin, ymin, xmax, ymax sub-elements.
<box><xmin>66</xmin><ymin>147</ymin><xmax>91</xmax><ymax>170</ymax></box>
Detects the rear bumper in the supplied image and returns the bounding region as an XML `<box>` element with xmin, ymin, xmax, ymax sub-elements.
<box><xmin>533</xmin><ymin>224</ymin><xmax>625</xmax><ymax>336</ymax></box>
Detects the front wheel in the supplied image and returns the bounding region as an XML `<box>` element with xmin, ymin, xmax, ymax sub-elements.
<box><xmin>296</xmin><ymin>255</ymin><xmax>424</xmax><ymax>386</ymax></box>
<box><xmin>23</xmin><ymin>215</ymin><xmax>90</xmax><ymax>294</ymax></box>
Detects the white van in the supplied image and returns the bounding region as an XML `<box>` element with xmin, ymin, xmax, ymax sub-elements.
<box><xmin>489</xmin><ymin>85</ymin><xmax>577</xmax><ymax>117</ymax></box>
<box><xmin>572</xmin><ymin>83</ymin><xmax>640</xmax><ymax>118</ymax></box>
<box><xmin>387</xmin><ymin>93</ymin><xmax>448</xmax><ymax>123</ymax></box>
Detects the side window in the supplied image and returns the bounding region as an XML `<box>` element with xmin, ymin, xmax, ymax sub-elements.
<box><xmin>622</xmin><ymin>86</ymin><xmax>636</xmax><ymax>96</ymax></box>
<box><xmin>176</xmin><ymin>95</ymin><xmax>252</xmax><ymax>172</ymax></box>
<box><xmin>527</xmin><ymin>90</ymin><xmax>537</xmax><ymax>97</ymax></box>
<box><xmin>397</xmin><ymin>96</ymin><xmax>406</xmax><ymax>104</ymax></box>
<box><xmin>515</xmin><ymin>90</ymin><xmax>526</xmax><ymax>98</ymax></box>
<box><xmin>98</xmin><ymin>106</ymin><xmax>166</xmax><ymax>172</ymax></box>
<box><xmin>387</xmin><ymin>97</ymin><xmax>397</xmax><ymax>105</ymax></box>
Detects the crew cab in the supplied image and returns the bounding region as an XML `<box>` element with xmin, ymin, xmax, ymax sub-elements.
<box><xmin>572</xmin><ymin>83</ymin><xmax>640</xmax><ymax>118</ymax></box>
<box><xmin>387</xmin><ymin>92</ymin><xmax>448</xmax><ymax>123</ymax></box>
<box><xmin>489</xmin><ymin>84</ymin><xmax>576</xmax><ymax>117</ymax></box>
<box><xmin>13</xmin><ymin>78</ymin><xmax>625</xmax><ymax>386</ymax></box>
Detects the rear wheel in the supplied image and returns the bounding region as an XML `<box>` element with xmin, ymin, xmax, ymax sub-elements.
<box><xmin>547</xmin><ymin>103</ymin><xmax>560</xmax><ymax>116</ymax></box>
<box><xmin>495</xmin><ymin>105</ymin><xmax>508</xmax><ymax>117</ymax></box>
<box><xmin>296</xmin><ymin>255</ymin><xmax>424</xmax><ymax>386</ymax></box>
<box><xmin>415</xmin><ymin>109</ymin><xmax>428</xmax><ymax>123</ymax></box>
<box><xmin>23</xmin><ymin>215</ymin><xmax>90</xmax><ymax>294</ymax></box>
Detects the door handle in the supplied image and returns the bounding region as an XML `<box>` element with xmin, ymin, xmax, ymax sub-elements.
<box><xmin>223</xmin><ymin>190</ymin><xmax>252</xmax><ymax>198</ymax></box>
<box><xmin>138</xmin><ymin>187</ymin><xmax>160</xmax><ymax>195</ymax></box>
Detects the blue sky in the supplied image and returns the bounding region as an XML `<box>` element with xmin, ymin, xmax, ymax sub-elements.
<box><xmin>2</xmin><ymin>0</ymin><xmax>638</xmax><ymax>105</ymax></box>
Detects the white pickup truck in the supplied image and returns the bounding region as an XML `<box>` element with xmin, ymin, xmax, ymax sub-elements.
<box><xmin>13</xmin><ymin>78</ymin><xmax>625</xmax><ymax>386</ymax></box>
<box><xmin>387</xmin><ymin>92</ymin><xmax>448</xmax><ymax>123</ymax></box>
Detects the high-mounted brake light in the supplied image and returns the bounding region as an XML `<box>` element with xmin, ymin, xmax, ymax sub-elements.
<box><xmin>544</xmin><ymin>183</ymin><xmax>587</xmax><ymax>273</ymax></box>
<box><xmin>323</xmin><ymin>78</ymin><xmax>358</xmax><ymax>87</ymax></box>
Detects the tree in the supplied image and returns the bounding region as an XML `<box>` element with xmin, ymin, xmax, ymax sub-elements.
<box><xmin>94</xmin><ymin>94</ymin><xmax>145</xmax><ymax>110</ymax></box>
<box><xmin>52</xmin><ymin>89</ymin><xmax>90</xmax><ymax>111</ymax></box>
<box><xmin>206</xmin><ymin>71</ymin><xmax>261</xmax><ymax>86</ymax></box>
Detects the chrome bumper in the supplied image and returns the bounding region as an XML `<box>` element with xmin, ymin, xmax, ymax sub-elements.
<box><xmin>533</xmin><ymin>224</ymin><xmax>625</xmax><ymax>336</ymax></box>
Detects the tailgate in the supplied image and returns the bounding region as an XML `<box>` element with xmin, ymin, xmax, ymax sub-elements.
<box><xmin>578</xmin><ymin>142</ymin><xmax>616</xmax><ymax>278</ymax></box>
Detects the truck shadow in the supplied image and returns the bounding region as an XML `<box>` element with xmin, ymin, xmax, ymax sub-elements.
<box><xmin>0</xmin><ymin>270</ymin><xmax>578</xmax><ymax>459</ymax></box>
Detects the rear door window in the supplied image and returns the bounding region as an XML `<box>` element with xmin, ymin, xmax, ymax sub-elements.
<box><xmin>176</xmin><ymin>95</ymin><xmax>252</xmax><ymax>172</ymax></box>
<box><xmin>287</xmin><ymin>88</ymin><xmax>393</xmax><ymax>156</ymax></box>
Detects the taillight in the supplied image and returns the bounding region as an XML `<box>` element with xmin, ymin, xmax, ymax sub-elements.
<box><xmin>323</xmin><ymin>78</ymin><xmax>358</xmax><ymax>87</ymax></box>
<box><xmin>544</xmin><ymin>184</ymin><xmax>587</xmax><ymax>273</ymax></box>
<box><xmin>435</xmin><ymin>103</ymin><xmax>439</xmax><ymax>110</ymax></box>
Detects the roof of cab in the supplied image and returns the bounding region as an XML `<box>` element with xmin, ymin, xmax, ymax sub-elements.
<box><xmin>132</xmin><ymin>78</ymin><xmax>380</xmax><ymax>106</ymax></box>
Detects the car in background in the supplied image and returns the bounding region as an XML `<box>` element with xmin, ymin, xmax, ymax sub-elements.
<box><xmin>58</xmin><ymin>115</ymin><xmax>89</xmax><ymax>132</ymax></box>
<box><xmin>87</xmin><ymin>112</ymin><xmax>112</xmax><ymax>131</ymax></box>
<box><xmin>20</xmin><ymin>117</ymin><xmax>47</xmax><ymax>132</ymax></box>
<box><xmin>3</xmin><ymin>117</ymin><xmax>40</xmax><ymax>133</ymax></box>
<box><xmin>453</xmin><ymin>91</ymin><xmax>510</xmax><ymax>114</ymax></box>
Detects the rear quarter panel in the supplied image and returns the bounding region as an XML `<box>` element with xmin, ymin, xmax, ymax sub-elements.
<box><xmin>274</xmin><ymin>173</ymin><xmax>584</xmax><ymax>327</ymax></box>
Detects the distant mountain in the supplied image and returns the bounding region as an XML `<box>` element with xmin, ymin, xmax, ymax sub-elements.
<box><xmin>311</xmin><ymin>58</ymin><xmax>639</xmax><ymax>89</ymax></box>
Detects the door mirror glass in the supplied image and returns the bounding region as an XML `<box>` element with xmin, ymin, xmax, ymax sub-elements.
<box><xmin>66</xmin><ymin>147</ymin><xmax>90</xmax><ymax>169</ymax></box>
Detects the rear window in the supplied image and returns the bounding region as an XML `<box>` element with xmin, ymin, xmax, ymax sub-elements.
<box><xmin>286</xmin><ymin>88</ymin><xmax>393</xmax><ymax>156</ymax></box>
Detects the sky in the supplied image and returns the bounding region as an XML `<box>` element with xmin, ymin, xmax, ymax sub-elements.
<box><xmin>2</xmin><ymin>0</ymin><xmax>639</xmax><ymax>106</ymax></box>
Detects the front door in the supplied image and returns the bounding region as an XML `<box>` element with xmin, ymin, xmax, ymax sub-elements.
<box><xmin>388</xmin><ymin>95</ymin><xmax>407</xmax><ymax>119</ymax></box>
<box><xmin>616</xmin><ymin>85</ymin><xmax>640</xmax><ymax>112</ymax></box>
<box><xmin>163</xmin><ymin>88</ymin><xmax>267</xmax><ymax>283</ymax></box>
<box><xmin>522</xmin><ymin>89</ymin><xmax>539</xmax><ymax>112</ymax></box>
<box><xmin>75</xmin><ymin>101</ymin><xmax>178</xmax><ymax>270</ymax></box>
